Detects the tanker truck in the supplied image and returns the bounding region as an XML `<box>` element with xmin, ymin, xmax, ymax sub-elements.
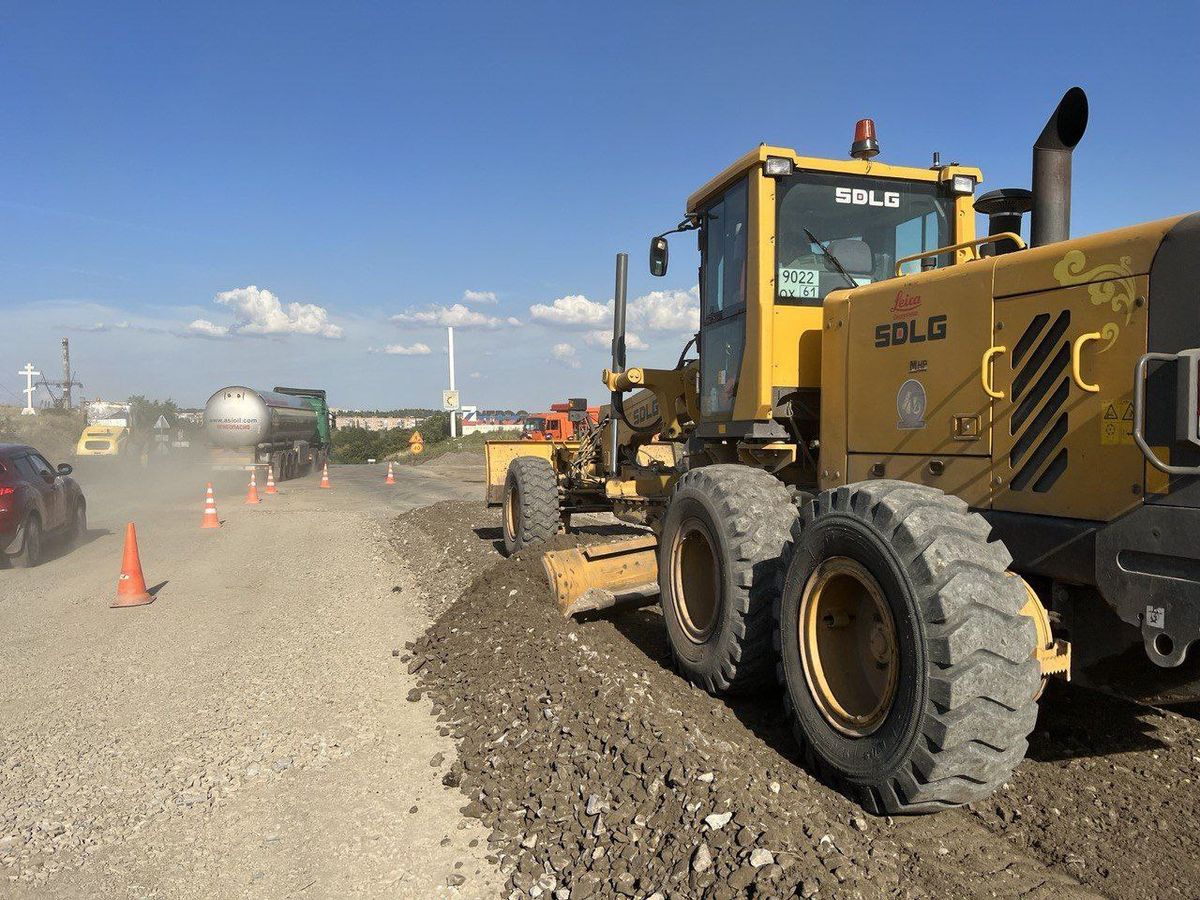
<box><xmin>203</xmin><ymin>385</ymin><xmax>333</xmax><ymax>480</ymax></box>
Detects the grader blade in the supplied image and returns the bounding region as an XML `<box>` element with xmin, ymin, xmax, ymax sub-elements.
<box><xmin>543</xmin><ymin>535</ymin><xmax>659</xmax><ymax>618</ymax></box>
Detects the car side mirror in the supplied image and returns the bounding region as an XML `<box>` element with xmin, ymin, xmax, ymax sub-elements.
<box><xmin>649</xmin><ymin>236</ymin><xmax>669</xmax><ymax>277</ymax></box>
<box><xmin>57</xmin><ymin>463</ymin><xmax>73</xmax><ymax>476</ymax></box>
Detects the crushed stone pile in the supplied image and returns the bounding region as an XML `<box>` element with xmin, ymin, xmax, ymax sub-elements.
<box><xmin>396</xmin><ymin>500</ymin><xmax>1200</xmax><ymax>899</ymax></box>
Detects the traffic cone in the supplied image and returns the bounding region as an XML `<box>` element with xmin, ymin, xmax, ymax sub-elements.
<box><xmin>385</xmin><ymin>461</ymin><xmax>395</xmax><ymax>485</ymax></box>
<box><xmin>320</xmin><ymin>462</ymin><xmax>330</xmax><ymax>489</ymax></box>
<box><xmin>112</xmin><ymin>522</ymin><xmax>154</xmax><ymax>608</ymax></box>
<box><xmin>265</xmin><ymin>464</ymin><xmax>278</xmax><ymax>495</ymax></box>
<box><xmin>200</xmin><ymin>483</ymin><xmax>220</xmax><ymax>529</ymax></box>
<box><xmin>245</xmin><ymin>471</ymin><xmax>261</xmax><ymax>504</ymax></box>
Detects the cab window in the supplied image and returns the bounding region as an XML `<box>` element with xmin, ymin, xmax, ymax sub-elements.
<box><xmin>701</xmin><ymin>178</ymin><xmax>748</xmax><ymax>320</ymax></box>
<box><xmin>699</xmin><ymin>177</ymin><xmax>749</xmax><ymax>419</ymax></box>
<box><xmin>775</xmin><ymin>171</ymin><xmax>954</xmax><ymax>305</ymax></box>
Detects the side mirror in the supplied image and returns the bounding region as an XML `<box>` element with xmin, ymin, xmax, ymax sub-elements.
<box><xmin>57</xmin><ymin>463</ymin><xmax>73</xmax><ymax>476</ymax></box>
<box><xmin>649</xmin><ymin>236</ymin><xmax>669</xmax><ymax>277</ymax></box>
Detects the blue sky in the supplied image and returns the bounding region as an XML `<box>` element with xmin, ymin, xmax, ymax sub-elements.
<box><xmin>2</xmin><ymin>2</ymin><xmax>1197</xmax><ymax>410</ymax></box>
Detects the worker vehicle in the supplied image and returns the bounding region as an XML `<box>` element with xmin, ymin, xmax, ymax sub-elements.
<box><xmin>0</xmin><ymin>444</ymin><xmax>86</xmax><ymax>568</ymax></box>
<box><xmin>489</xmin><ymin>87</ymin><xmax>1200</xmax><ymax>815</ymax></box>
<box><xmin>523</xmin><ymin>400</ymin><xmax>601</xmax><ymax>441</ymax></box>
<box><xmin>75</xmin><ymin>401</ymin><xmax>140</xmax><ymax>460</ymax></box>
<box><xmin>203</xmin><ymin>386</ymin><xmax>333</xmax><ymax>480</ymax></box>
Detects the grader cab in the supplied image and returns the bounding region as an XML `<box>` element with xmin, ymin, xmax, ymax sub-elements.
<box><xmin>489</xmin><ymin>87</ymin><xmax>1200</xmax><ymax>814</ymax></box>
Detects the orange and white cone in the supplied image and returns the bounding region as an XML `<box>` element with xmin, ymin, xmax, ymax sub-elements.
<box><xmin>385</xmin><ymin>461</ymin><xmax>395</xmax><ymax>485</ymax></box>
<box><xmin>320</xmin><ymin>462</ymin><xmax>330</xmax><ymax>489</ymax></box>
<box><xmin>265</xmin><ymin>464</ymin><xmax>278</xmax><ymax>495</ymax></box>
<box><xmin>112</xmin><ymin>522</ymin><xmax>154</xmax><ymax>608</ymax></box>
<box><xmin>201</xmin><ymin>483</ymin><xmax>220</xmax><ymax>529</ymax></box>
<box><xmin>244</xmin><ymin>471</ymin><xmax>261</xmax><ymax>504</ymax></box>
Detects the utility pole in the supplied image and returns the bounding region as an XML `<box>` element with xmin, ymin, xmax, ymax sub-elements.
<box><xmin>447</xmin><ymin>325</ymin><xmax>458</xmax><ymax>438</ymax></box>
<box><xmin>18</xmin><ymin>363</ymin><xmax>40</xmax><ymax>415</ymax></box>
<box><xmin>60</xmin><ymin>337</ymin><xmax>81</xmax><ymax>409</ymax></box>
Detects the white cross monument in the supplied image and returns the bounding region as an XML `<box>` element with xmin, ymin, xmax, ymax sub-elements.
<box><xmin>18</xmin><ymin>363</ymin><xmax>40</xmax><ymax>415</ymax></box>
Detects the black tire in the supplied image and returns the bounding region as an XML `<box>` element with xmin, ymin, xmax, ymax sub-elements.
<box><xmin>776</xmin><ymin>480</ymin><xmax>1040</xmax><ymax>815</ymax></box>
<box><xmin>69</xmin><ymin>502</ymin><xmax>87</xmax><ymax>547</ymax></box>
<box><xmin>502</xmin><ymin>457</ymin><xmax>560</xmax><ymax>556</ymax></box>
<box><xmin>13</xmin><ymin>514</ymin><xmax>42</xmax><ymax>568</ymax></box>
<box><xmin>659</xmin><ymin>465</ymin><xmax>797</xmax><ymax>694</ymax></box>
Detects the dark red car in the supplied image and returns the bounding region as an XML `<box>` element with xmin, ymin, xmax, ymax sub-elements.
<box><xmin>0</xmin><ymin>443</ymin><xmax>87</xmax><ymax>567</ymax></box>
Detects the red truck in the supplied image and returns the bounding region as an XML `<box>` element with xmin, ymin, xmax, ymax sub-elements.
<box><xmin>522</xmin><ymin>399</ymin><xmax>600</xmax><ymax>442</ymax></box>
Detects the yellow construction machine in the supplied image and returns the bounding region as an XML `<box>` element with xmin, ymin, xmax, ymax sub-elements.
<box><xmin>486</xmin><ymin>88</ymin><xmax>1200</xmax><ymax>814</ymax></box>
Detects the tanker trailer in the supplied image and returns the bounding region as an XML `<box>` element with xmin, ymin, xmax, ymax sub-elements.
<box><xmin>203</xmin><ymin>385</ymin><xmax>333</xmax><ymax>481</ymax></box>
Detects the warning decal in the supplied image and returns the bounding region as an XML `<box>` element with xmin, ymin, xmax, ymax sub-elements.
<box><xmin>1100</xmin><ymin>399</ymin><xmax>1134</xmax><ymax>446</ymax></box>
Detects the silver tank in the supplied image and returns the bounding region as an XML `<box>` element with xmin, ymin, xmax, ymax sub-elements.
<box><xmin>203</xmin><ymin>385</ymin><xmax>317</xmax><ymax>450</ymax></box>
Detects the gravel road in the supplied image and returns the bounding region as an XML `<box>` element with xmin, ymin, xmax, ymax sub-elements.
<box><xmin>0</xmin><ymin>459</ymin><xmax>501</xmax><ymax>898</ymax></box>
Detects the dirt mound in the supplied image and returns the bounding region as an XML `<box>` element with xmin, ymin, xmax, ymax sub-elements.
<box><xmin>403</xmin><ymin>537</ymin><xmax>1097</xmax><ymax>898</ymax></box>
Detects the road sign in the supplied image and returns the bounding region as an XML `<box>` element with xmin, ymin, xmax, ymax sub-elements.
<box><xmin>409</xmin><ymin>431</ymin><xmax>424</xmax><ymax>454</ymax></box>
<box><xmin>153</xmin><ymin>415</ymin><xmax>170</xmax><ymax>430</ymax></box>
<box><xmin>442</xmin><ymin>389</ymin><xmax>460</xmax><ymax>411</ymax></box>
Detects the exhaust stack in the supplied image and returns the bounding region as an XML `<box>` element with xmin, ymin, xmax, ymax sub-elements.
<box><xmin>1030</xmin><ymin>87</ymin><xmax>1088</xmax><ymax>247</ymax></box>
<box><xmin>609</xmin><ymin>252</ymin><xmax>628</xmax><ymax>476</ymax></box>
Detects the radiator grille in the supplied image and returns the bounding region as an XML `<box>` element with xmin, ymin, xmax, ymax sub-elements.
<box><xmin>1008</xmin><ymin>310</ymin><xmax>1071</xmax><ymax>493</ymax></box>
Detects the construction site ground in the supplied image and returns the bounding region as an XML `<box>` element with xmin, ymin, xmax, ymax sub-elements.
<box><xmin>5</xmin><ymin>450</ymin><xmax>1200</xmax><ymax>898</ymax></box>
<box><xmin>1</xmin><ymin>454</ymin><xmax>501</xmax><ymax>899</ymax></box>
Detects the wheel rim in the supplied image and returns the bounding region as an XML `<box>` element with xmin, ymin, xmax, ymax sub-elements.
<box><xmin>505</xmin><ymin>484</ymin><xmax>521</xmax><ymax>540</ymax></box>
<box><xmin>670</xmin><ymin>519</ymin><xmax>720</xmax><ymax>643</ymax></box>
<box><xmin>799</xmin><ymin>557</ymin><xmax>899</xmax><ymax>737</ymax></box>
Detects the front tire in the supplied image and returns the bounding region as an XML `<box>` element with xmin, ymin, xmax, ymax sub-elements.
<box><xmin>659</xmin><ymin>465</ymin><xmax>797</xmax><ymax>694</ymax></box>
<box><xmin>501</xmin><ymin>457</ymin><xmax>560</xmax><ymax>556</ymax></box>
<box><xmin>69</xmin><ymin>502</ymin><xmax>87</xmax><ymax>547</ymax></box>
<box><xmin>776</xmin><ymin>481</ymin><xmax>1040</xmax><ymax>815</ymax></box>
<box><xmin>14</xmin><ymin>514</ymin><xmax>42</xmax><ymax>568</ymax></box>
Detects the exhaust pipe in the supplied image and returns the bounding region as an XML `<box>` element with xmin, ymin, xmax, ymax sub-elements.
<box><xmin>609</xmin><ymin>252</ymin><xmax>628</xmax><ymax>476</ymax></box>
<box><xmin>1030</xmin><ymin>87</ymin><xmax>1088</xmax><ymax>247</ymax></box>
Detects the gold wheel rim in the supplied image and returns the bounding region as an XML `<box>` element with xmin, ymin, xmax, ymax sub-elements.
<box><xmin>799</xmin><ymin>557</ymin><xmax>899</xmax><ymax>737</ymax></box>
<box><xmin>670</xmin><ymin>519</ymin><xmax>720</xmax><ymax>643</ymax></box>
<box><xmin>505</xmin><ymin>484</ymin><xmax>520</xmax><ymax>540</ymax></box>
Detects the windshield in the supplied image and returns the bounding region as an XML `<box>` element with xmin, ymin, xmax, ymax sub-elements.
<box><xmin>775</xmin><ymin>171</ymin><xmax>954</xmax><ymax>306</ymax></box>
<box><xmin>524</xmin><ymin>417</ymin><xmax>547</xmax><ymax>432</ymax></box>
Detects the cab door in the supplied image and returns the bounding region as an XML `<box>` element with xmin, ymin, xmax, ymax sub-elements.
<box><xmin>991</xmin><ymin>280</ymin><xmax>1148</xmax><ymax>521</ymax></box>
<box><xmin>27</xmin><ymin>453</ymin><xmax>67</xmax><ymax>528</ymax></box>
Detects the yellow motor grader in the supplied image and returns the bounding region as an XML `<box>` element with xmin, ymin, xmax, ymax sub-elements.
<box><xmin>485</xmin><ymin>88</ymin><xmax>1200</xmax><ymax>814</ymax></box>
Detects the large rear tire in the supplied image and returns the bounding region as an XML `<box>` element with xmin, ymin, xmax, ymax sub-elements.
<box><xmin>502</xmin><ymin>457</ymin><xmax>560</xmax><ymax>556</ymax></box>
<box><xmin>659</xmin><ymin>465</ymin><xmax>797</xmax><ymax>694</ymax></box>
<box><xmin>776</xmin><ymin>480</ymin><xmax>1041</xmax><ymax>815</ymax></box>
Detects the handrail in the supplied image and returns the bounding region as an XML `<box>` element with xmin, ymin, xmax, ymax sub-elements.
<box><xmin>894</xmin><ymin>232</ymin><xmax>1027</xmax><ymax>276</ymax></box>
<box><xmin>1133</xmin><ymin>352</ymin><xmax>1200</xmax><ymax>476</ymax></box>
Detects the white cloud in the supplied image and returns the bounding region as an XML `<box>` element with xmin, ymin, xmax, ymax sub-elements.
<box><xmin>585</xmin><ymin>329</ymin><xmax>648</xmax><ymax>351</ymax></box>
<box><xmin>214</xmin><ymin>285</ymin><xmax>343</xmax><ymax>338</ymax></box>
<box><xmin>529</xmin><ymin>294</ymin><xmax>612</xmax><ymax>327</ymax></box>
<box><xmin>378</xmin><ymin>342</ymin><xmax>431</xmax><ymax>355</ymax></box>
<box><xmin>461</xmin><ymin>290</ymin><xmax>497</xmax><ymax>305</ymax></box>
<box><xmin>187</xmin><ymin>318</ymin><xmax>230</xmax><ymax>337</ymax></box>
<box><xmin>551</xmin><ymin>342</ymin><xmax>581</xmax><ymax>369</ymax></box>
<box><xmin>528</xmin><ymin>287</ymin><xmax>698</xmax><ymax>334</ymax></box>
<box><xmin>629</xmin><ymin>286</ymin><xmax>699</xmax><ymax>333</ymax></box>
<box><xmin>506</xmin><ymin>316</ymin><xmax>522</xmax><ymax>326</ymax></box>
<box><xmin>469</xmin><ymin>371</ymin><xmax>481</xmax><ymax>379</ymax></box>
<box><xmin>390</xmin><ymin>303</ymin><xmax>507</xmax><ymax>330</ymax></box>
